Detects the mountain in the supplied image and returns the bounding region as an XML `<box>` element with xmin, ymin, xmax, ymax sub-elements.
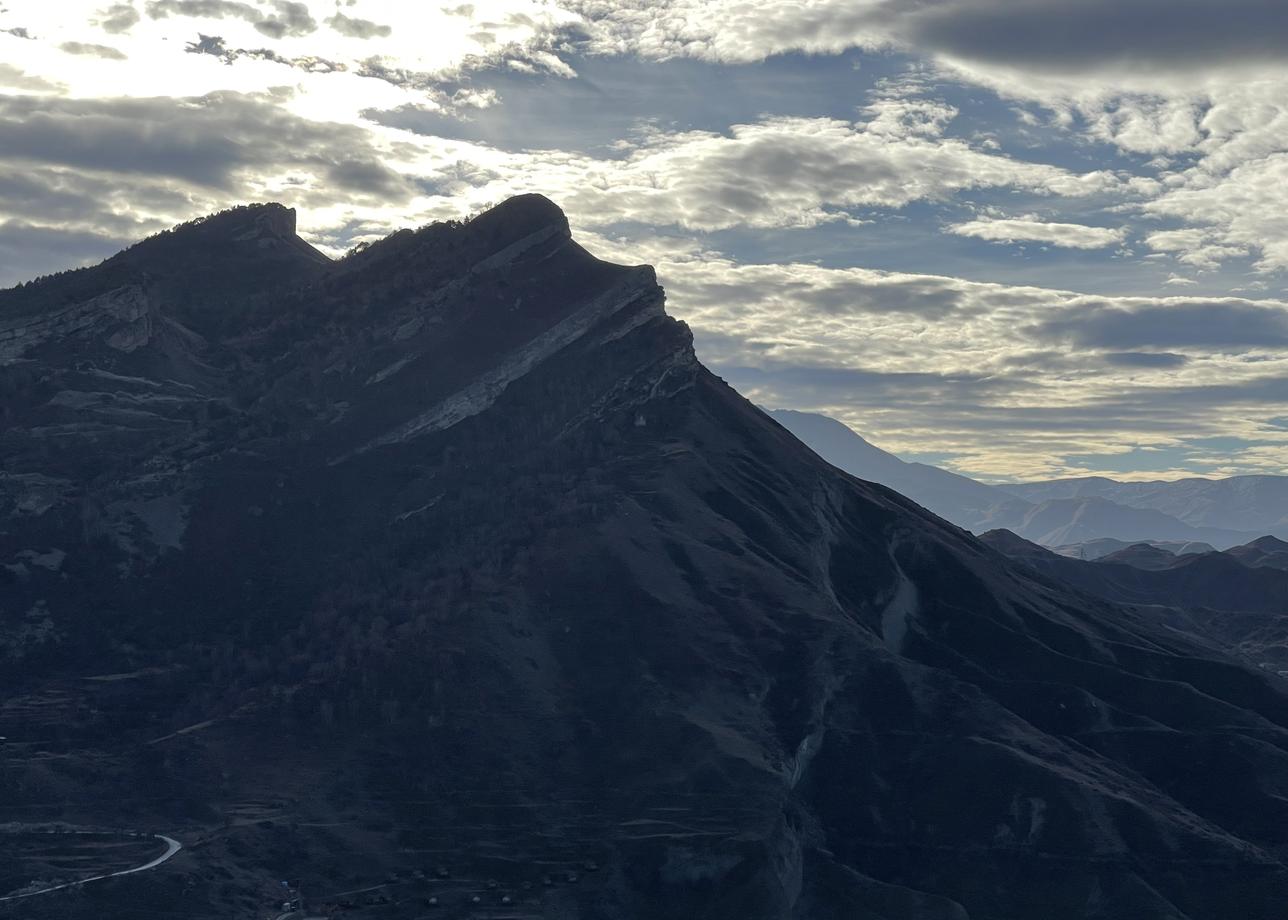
<box><xmin>1007</xmin><ymin>476</ymin><xmax>1288</xmax><ymax>540</ymax></box>
<box><xmin>1050</xmin><ymin>538</ymin><xmax>1217</xmax><ymax>561</ymax></box>
<box><xmin>771</xmin><ymin>411</ymin><xmax>1261</xmax><ymax>548</ymax></box>
<box><xmin>1090</xmin><ymin>537</ymin><xmax>1288</xmax><ymax>572</ymax></box>
<box><xmin>765</xmin><ymin>409</ymin><xmax>1015</xmax><ymax>524</ymax></box>
<box><xmin>974</xmin><ymin>495</ymin><xmax>1259</xmax><ymax>549</ymax></box>
<box><xmin>5</xmin><ymin>197</ymin><xmax>1288</xmax><ymax>919</ymax></box>
<box><xmin>980</xmin><ymin>531</ymin><xmax>1288</xmax><ymax>672</ymax></box>
<box><xmin>1227</xmin><ymin>535</ymin><xmax>1288</xmax><ymax>571</ymax></box>
<box><xmin>1097</xmin><ymin>542</ymin><xmax>1186</xmax><ymax>570</ymax></box>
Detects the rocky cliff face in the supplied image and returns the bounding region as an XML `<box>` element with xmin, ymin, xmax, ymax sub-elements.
<box><xmin>0</xmin><ymin>285</ymin><xmax>153</xmax><ymax>362</ymax></box>
<box><xmin>3</xmin><ymin>197</ymin><xmax>1288</xmax><ymax>920</ymax></box>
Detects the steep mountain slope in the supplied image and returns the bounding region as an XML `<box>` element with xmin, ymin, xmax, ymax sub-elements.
<box><xmin>1008</xmin><ymin>476</ymin><xmax>1288</xmax><ymax>540</ymax></box>
<box><xmin>765</xmin><ymin>409</ymin><xmax>1015</xmax><ymax>524</ymax></box>
<box><xmin>4</xmin><ymin>198</ymin><xmax>1288</xmax><ymax>920</ymax></box>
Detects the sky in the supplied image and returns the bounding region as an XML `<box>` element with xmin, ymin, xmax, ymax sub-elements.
<box><xmin>3</xmin><ymin>1</ymin><xmax>1288</xmax><ymax>482</ymax></box>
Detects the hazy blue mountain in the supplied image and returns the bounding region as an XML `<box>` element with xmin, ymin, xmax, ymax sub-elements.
<box><xmin>1007</xmin><ymin>475</ymin><xmax>1288</xmax><ymax>539</ymax></box>
<box><xmin>770</xmin><ymin>410</ymin><xmax>1263</xmax><ymax>548</ymax></box>
<box><xmin>766</xmin><ymin>408</ymin><xmax>1017</xmax><ymax>524</ymax></box>
<box><xmin>1096</xmin><ymin>542</ymin><xmax>1190</xmax><ymax>570</ymax></box>
<box><xmin>1050</xmin><ymin>537</ymin><xmax>1217</xmax><ymax>560</ymax></box>
<box><xmin>973</xmin><ymin>495</ymin><xmax>1260</xmax><ymax>549</ymax></box>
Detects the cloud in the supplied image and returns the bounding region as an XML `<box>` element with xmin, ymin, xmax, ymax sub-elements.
<box><xmin>0</xmin><ymin>0</ymin><xmax>1285</xmax><ymax>480</ymax></box>
<box><xmin>565</xmin><ymin>0</ymin><xmax>894</xmax><ymax>64</ymax></box>
<box><xmin>253</xmin><ymin>0</ymin><xmax>316</xmax><ymax>39</ymax></box>
<box><xmin>60</xmin><ymin>40</ymin><xmax>127</xmax><ymax>59</ymax></box>
<box><xmin>549</xmin><ymin>0</ymin><xmax>1288</xmax><ymax>274</ymax></box>
<box><xmin>326</xmin><ymin>11</ymin><xmax>391</xmax><ymax>39</ymax></box>
<box><xmin>1102</xmin><ymin>351</ymin><xmax>1190</xmax><ymax>369</ymax></box>
<box><xmin>0</xmin><ymin>90</ymin><xmax>418</xmax><ymax>247</ymax></box>
<box><xmin>861</xmin><ymin>96</ymin><xmax>959</xmax><ymax>138</ymax></box>
<box><xmin>609</xmin><ymin>249</ymin><xmax>1288</xmax><ymax>477</ymax></box>
<box><xmin>553</xmin><ymin>0</ymin><xmax>1288</xmax><ymax>91</ymax></box>
<box><xmin>565</xmin><ymin>1</ymin><xmax>1288</xmax><ymax>83</ymax></box>
<box><xmin>0</xmin><ymin>64</ymin><xmax>65</xmax><ymax>92</ymax></box>
<box><xmin>949</xmin><ymin>216</ymin><xmax>1125</xmax><ymax>249</ymax></box>
<box><xmin>0</xmin><ymin>218</ymin><xmax>134</xmax><ymax>284</ymax></box>
<box><xmin>541</xmin><ymin>116</ymin><xmax>1117</xmax><ymax>232</ymax></box>
<box><xmin>1144</xmin><ymin>152</ymin><xmax>1288</xmax><ymax>271</ymax></box>
<box><xmin>1033</xmin><ymin>298</ymin><xmax>1288</xmax><ymax>350</ymax></box>
<box><xmin>143</xmin><ymin>0</ymin><xmax>259</xmax><ymax>23</ymax></box>
<box><xmin>900</xmin><ymin>0</ymin><xmax>1288</xmax><ymax>76</ymax></box>
<box><xmin>180</xmin><ymin>31</ymin><xmax>346</xmax><ymax>73</ymax></box>
<box><xmin>143</xmin><ymin>0</ymin><xmax>317</xmax><ymax>38</ymax></box>
<box><xmin>95</xmin><ymin>2</ymin><xmax>140</xmax><ymax>34</ymax></box>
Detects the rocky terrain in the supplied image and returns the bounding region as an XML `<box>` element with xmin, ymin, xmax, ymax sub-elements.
<box><xmin>4</xmin><ymin>197</ymin><xmax>1288</xmax><ymax>919</ymax></box>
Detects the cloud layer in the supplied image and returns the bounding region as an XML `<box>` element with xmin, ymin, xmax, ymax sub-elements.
<box><xmin>0</xmin><ymin>0</ymin><xmax>1287</xmax><ymax>478</ymax></box>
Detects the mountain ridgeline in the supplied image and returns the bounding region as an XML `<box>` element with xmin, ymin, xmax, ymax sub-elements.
<box><xmin>770</xmin><ymin>409</ymin><xmax>1288</xmax><ymax>548</ymax></box>
<box><xmin>3</xmin><ymin>198</ymin><xmax>1288</xmax><ymax>919</ymax></box>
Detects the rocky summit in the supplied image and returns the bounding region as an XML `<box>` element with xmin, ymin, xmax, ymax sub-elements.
<box><xmin>3</xmin><ymin>196</ymin><xmax>1288</xmax><ymax>919</ymax></box>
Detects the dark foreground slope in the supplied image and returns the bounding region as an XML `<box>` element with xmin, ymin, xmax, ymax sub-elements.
<box><xmin>980</xmin><ymin>530</ymin><xmax>1288</xmax><ymax>674</ymax></box>
<box><xmin>4</xmin><ymin>198</ymin><xmax>1288</xmax><ymax>920</ymax></box>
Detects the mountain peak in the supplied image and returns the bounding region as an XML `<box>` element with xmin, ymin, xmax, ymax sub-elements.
<box><xmin>461</xmin><ymin>193</ymin><xmax>573</xmax><ymax>258</ymax></box>
<box><xmin>1248</xmin><ymin>535</ymin><xmax>1288</xmax><ymax>551</ymax></box>
<box><xmin>474</xmin><ymin>192</ymin><xmax>569</xmax><ymax>229</ymax></box>
<box><xmin>126</xmin><ymin>201</ymin><xmax>327</xmax><ymax>266</ymax></box>
<box><xmin>0</xmin><ymin>202</ymin><xmax>330</xmax><ymax>337</ymax></box>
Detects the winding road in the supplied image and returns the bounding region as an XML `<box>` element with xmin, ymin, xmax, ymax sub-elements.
<box><xmin>0</xmin><ymin>834</ymin><xmax>182</xmax><ymax>903</ymax></box>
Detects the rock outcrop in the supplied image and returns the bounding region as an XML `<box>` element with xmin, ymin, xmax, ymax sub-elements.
<box><xmin>0</xmin><ymin>285</ymin><xmax>151</xmax><ymax>362</ymax></box>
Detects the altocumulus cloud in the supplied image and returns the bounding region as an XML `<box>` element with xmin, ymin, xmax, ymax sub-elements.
<box><xmin>144</xmin><ymin>0</ymin><xmax>318</xmax><ymax>37</ymax></box>
<box><xmin>326</xmin><ymin>11</ymin><xmax>391</xmax><ymax>39</ymax></box>
<box><xmin>620</xmin><ymin>250</ymin><xmax>1288</xmax><ymax>477</ymax></box>
<box><xmin>59</xmin><ymin>40</ymin><xmax>128</xmax><ymax>59</ymax></box>
<box><xmin>949</xmin><ymin>216</ymin><xmax>1126</xmax><ymax>250</ymax></box>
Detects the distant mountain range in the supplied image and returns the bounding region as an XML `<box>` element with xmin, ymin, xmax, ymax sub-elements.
<box><xmin>1047</xmin><ymin>537</ymin><xmax>1217</xmax><ymax>561</ymax></box>
<box><xmin>1006</xmin><ymin>475</ymin><xmax>1288</xmax><ymax>537</ymax></box>
<box><xmin>769</xmin><ymin>409</ymin><xmax>1286</xmax><ymax>548</ymax></box>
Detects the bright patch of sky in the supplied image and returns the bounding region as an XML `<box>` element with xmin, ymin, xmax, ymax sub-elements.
<box><xmin>3</xmin><ymin>0</ymin><xmax>1288</xmax><ymax>480</ymax></box>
